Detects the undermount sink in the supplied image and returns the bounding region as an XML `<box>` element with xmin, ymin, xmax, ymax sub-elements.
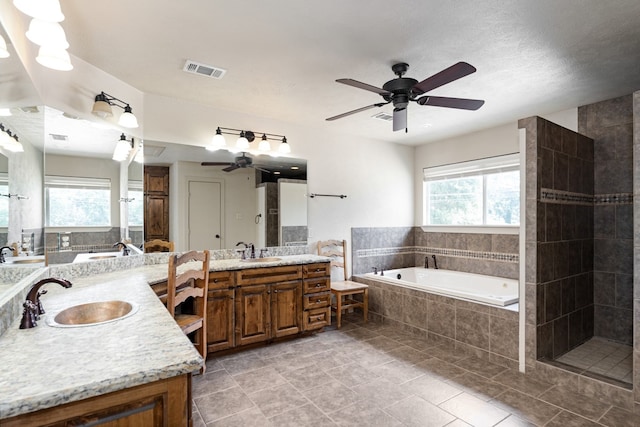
<box><xmin>9</xmin><ymin>259</ymin><xmax>44</xmax><ymax>264</ymax></box>
<box><xmin>89</xmin><ymin>255</ymin><xmax>118</xmax><ymax>260</ymax></box>
<box><xmin>47</xmin><ymin>300</ymin><xmax>139</xmax><ymax>328</ymax></box>
<box><xmin>240</xmin><ymin>257</ymin><xmax>282</xmax><ymax>263</ymax></box>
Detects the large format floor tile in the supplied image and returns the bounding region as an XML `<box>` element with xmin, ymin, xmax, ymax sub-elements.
<box><xmin>193</xmin><ymin>315</ymin><xmax>633</xmax><ymax>426</ymax></box>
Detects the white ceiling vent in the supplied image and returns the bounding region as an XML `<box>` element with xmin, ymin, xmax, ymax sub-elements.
<box><xmin>371</xmin><ymin>112</ymin><xmax>393</xmax><ymax>122</ymax></box>
<box><xmin>49</xmin><ymin>133</ymin><xmax>68</xmax><ymax>141</ymax></box>
<box><xmin>183</xmin><ymin>60</ymin><xmax>226</xmax><ymax>79</ymax></box>
<box><xmin>143</xmin><ymin>144</ymin><xmax>166</xmax><ymax>157</ymax></box>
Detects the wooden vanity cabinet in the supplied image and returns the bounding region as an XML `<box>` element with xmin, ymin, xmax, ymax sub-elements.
<box><xmin>2</xmin><ymin>374</ymin><xmax>191</xmax><ymax>427</ymax></box>
<box><xmin>207</xmin><ymin>271</ymin><xmax>235</xmax><ymax>352</ymax></box>
<box><xmin>302</xmin><ymin>263</ymin><xmax>332</xmax><ymax>331</ymax></box>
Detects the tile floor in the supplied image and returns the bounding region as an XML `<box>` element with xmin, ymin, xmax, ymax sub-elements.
<box><xmin>556</xmin><ymin>337</ymin><xmax>633</xmax><ymax>385</ymax></box>
<box><xmin>192</xmin><ymin>316</ymin><xmax>639</xmax><ymax>426</ymax></box>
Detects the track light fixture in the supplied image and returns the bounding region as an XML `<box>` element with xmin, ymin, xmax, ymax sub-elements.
<box><xmin>207</xmin><ymin>126</ymin><xmax>291</xmax><ymax>154</ymax></box>
<box><xmin>92</xmin><ymin>91</ymin><xmax>139</xmax><ymax>128</ymax></box>
<box><xmin>113</xmin><ymin>133</ymin><xmax>134</xmax><ymax>161</ymax></box>
<box><xmin>0</xmin><ymin>124</ymin><xmax>24</xmax><ymax>152</ymax></box>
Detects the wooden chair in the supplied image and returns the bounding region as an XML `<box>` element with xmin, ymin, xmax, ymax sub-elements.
<box><xmin>317</xmin><ymin>239</ymin><xmax>368</xmax><ymax>329</ymax></box>
<box><xmin>167</xmin><ymin>250</ymin><xmax>210</xmax><ymax>372</ymax></box>
<box><xmin>144</xmin><ymin>239</ymin><xmax>174</xmax><ymax>253</ymax></box>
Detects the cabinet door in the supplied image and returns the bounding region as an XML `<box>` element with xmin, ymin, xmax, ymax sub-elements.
<box><xmin>144</xmin><ymin>166</ymin><xmax>169</xmax><ymax>195</ymax></box>
<box><xmin>235</xmin><ymin>284</ymin><xmax>271</xmax><ymax>346</ymax></box>
<box><xmin>207</xmin><ymin>288</ymin><xmax>234</xmax><ymax>353</ymax></box>
<box><xmin>145</xmin><ymin>195</ymin><xmax>169</xmax><ymax>241</ymax></box>
<box><xmin>271</xmin><ymin>280</ymin><xmax>303</xmax><ymax>338</ymax></box>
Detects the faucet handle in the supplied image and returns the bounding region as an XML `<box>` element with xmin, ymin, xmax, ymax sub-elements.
<box><xmin>259</xmin><ymin>248</ymin><xmax>268</xmax><ymax>258</ymax></box>
<box><xmin>20</xmin><ymin>300</ymin><xmax>38</xmax><ymax>329</ymax></box>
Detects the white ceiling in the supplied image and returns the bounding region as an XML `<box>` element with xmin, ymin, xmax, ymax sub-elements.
<box><xmin>57</xmin><ymin>1</ymin><xmax>640</xmax><ymax>146</ymax></box>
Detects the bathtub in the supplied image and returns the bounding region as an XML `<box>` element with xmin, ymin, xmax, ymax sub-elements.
<box><xmin>363</xmin><ymin>267</ymin><xmax>518</xmax><ymax>307</ymax></box>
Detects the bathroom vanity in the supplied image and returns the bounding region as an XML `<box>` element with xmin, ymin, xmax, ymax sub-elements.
<box><xmin>0</xmin><ymin>254</ymin><xmax>330</xmax><ymax>425</ymax></box>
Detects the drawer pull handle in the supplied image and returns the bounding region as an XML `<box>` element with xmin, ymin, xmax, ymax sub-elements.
<box><xmin>316</xmin><ymin>299</ymin><xmax>322</xmax><ymax>303</ymax></box>
<box><xmin>315</xmin><ymin>283</ymin><xmax>322</xmax><ymax>287</ymax></box>
<box><xmin>213</xmin><ymin>279</ymin><xmax>218</xmax><ymax>283</ymax></box>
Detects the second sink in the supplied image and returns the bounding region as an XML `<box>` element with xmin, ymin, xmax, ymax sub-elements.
<box><xmin>47</xmin><ymin>300</ymin><xmax>139</xmax><ymax>328</ymax></box>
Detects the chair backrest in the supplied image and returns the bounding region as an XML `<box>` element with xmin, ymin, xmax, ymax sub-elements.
<box><xmin>317</xmin><ymin>239</ymin><xmax>348</xmax><ymax>280</ymax></box>
<box><xmin>166</xmin><ymin>250</ymin><xmax>210</xmax><ymax>317</ymax></box>
<box><xmin>144</xmin><ymin>239</ymin><xmax>175</xmax><ymax>253</ymax></box>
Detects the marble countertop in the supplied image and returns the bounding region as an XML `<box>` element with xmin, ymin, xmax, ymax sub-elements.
<box><xmin>0</xmin><ymin>253</ymin><xmax>329</xmax><ymax>419</ymax></box>
<box><xmin>0</xmin><ymin>269</ymin><xmax>202</xmax><ymax>419</ymax></box>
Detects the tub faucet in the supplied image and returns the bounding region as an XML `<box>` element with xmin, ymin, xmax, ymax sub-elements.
<box><xmin>20</xmin><ymin>278</ymin><xmax>73</xmax><ymax>329</ymax></box>
<box><xmin>432</xmin><ymin>254</ymin><xmax>439</xmax><ymax>269</ymax></box>
<box><xmin>0</xmin><ymin>246</ymin><xmax>13</xmax><ymax>263</ymax></box>
<box><xmin>113</xmin><ymin>242</ymin><xmax>130</xmax><ymax>256</ymax></box>
<box><xmin>424</xmin><ymin>256</ymin><xmax>429</xmax><ymax>269</ymax></box>
<box><xmin>373</xmin><ymin>267</ymin><xmax>378</xmax><ymax>275</ymax></box>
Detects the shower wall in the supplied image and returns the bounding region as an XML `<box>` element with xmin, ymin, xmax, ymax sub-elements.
<box><xmin>521</xmin><ymin>116</ymin><xmax>595</xmax><ymax>362</ymax></box>
<box><xmin>578</xmin><ymin>95</ymin><xmax>634</xmax><ymax>345</ymax></box>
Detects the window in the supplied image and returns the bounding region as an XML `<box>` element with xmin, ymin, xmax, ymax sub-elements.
<box><xmin>0</xmin><ymin>173</ymin><xmax>7</xmax><ymax>227</ymax></box>
<box><xmin>128</xmin><ymin>180</ymin><xmax>143</xmax><ymax>227</ymax></box>
<box><xmin>45</xmin><ymin>176</ymin><xmax>111</xmax><ymax>227</ymax></box>
<box><xmin>423</xmin><ymin>154</ymin><xmax>520</xmax><ymax>226</ymax></box>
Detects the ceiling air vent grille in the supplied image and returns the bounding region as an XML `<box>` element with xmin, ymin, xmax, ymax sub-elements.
<box><xmin>371</xmin><ymin>112</ymin><xmax>393</xmax><ymax>122</ymax></box>
<box><xmin>183</xmin><ymin>60</ymin><xmax>226</xmax><ymax>79</ymax></box>
<box><xmin>49</xmin><ymin>133</ymin><xmax>68</xmax><ymax>141</ymax></box>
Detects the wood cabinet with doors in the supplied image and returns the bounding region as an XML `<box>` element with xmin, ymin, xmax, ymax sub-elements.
<box><xmin>207</xmin><ymin>270</ymin><xmax>236</xmax><ymax>353</ymax></box>
<box><xmin>235</xmin><ymin>264</ymin><xmax>303</xmax><ymax>346</ymax></box>
<box><xmin>144</xmin><ymin>166</ymin><xmax>170</xmax><ymax>241</ymax></box>
<box><xmin>2</xmin><ymin>374</ymin><xmax>191</xmax><ymax>427</ymax></box>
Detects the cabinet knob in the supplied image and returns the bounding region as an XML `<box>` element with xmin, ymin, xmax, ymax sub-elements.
<box><xmin>316</xmin><ymin>299</ymin><xmax>322</xmax><ymax>303</ymax></box>
<box><xmin>315</xmin><ymin>283</ymin><xmax>321</xmax><ymax>287</ymax></box>
<box><xmin>213</xmin><ymin>278</ymin><xmax>218</xmax><ymax>283</ymax></box>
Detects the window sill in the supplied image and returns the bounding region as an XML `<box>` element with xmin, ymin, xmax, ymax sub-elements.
<box><xmin>45</xmin><ymin>226</ymin><xmax>114</xmax><ymax>233</ymax></box>
<box><xmin>420</xmin><ymin>225</ymin><xmax>519</xmax><ymax>235</ymax></box>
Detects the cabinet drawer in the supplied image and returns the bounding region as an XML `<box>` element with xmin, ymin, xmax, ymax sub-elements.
<box><xmin>303</xmin><ymin>307</ymin><xmax>331</xmax><ymax>331</ymax></box>
<box><xmin>209</xmin><ymin>270</ymin><xmax>234</xmax><ymax>289</ymax></box>
<box><xmin>303</xmin><ymin>263</ymin><xmax>330</xmax><ymax>279</ymax></box>
<box><xmin>303</xmin><ymin>291</ymin><xmax>331</xmax><ymax>310</ymax></box>
<box><xmin>303</xmin><ymin>277</ymin><xmax>330</xmax><ymax>294</ymax></box>
<box><xmin>236</xmin><ymin>265</ymin><xmax>302</xmax><ymax>285</ymax></box>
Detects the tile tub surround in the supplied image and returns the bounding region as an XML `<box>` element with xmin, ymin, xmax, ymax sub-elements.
<box><xmin>353</xmin><ymin>274</ymin><xmax>519</xmax><ymax>369</ymax></box>
<box><xmin>633</xmin><ymin>89</ymin><xmax>640</xmax><ymax>406</ymax></box>
<box><xmin>0</xmin><ymin>269</ymin><xmax>202</xmax><ymax>419</ymax></box>
<box><xmin>351</xmin><ymin>226</ymin><xmax>519</xmax><ymax>280</ymax></box>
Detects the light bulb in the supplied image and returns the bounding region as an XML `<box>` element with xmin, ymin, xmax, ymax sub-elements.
<box><xmin>236</xmin><ymin>131</ymin><xmax>249</xmax><ymax>150</ymax></box>
<box><xmin>207</xmin><ymin>127</ymin><xmax>226</xmax><ymax>151</ymax></box>
<box><xmin>258</xmin><ymin>134</ymin><xmax>271</xmax><ymax>151</ymax></box>
<box><xmin>278</xmin><ymin>137</ymin><xmax>291</xmax><ymax>154</ymax></box>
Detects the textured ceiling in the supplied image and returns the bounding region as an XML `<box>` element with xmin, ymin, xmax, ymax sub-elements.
<box><xmin>57</xmin><ymin>1</ymin><xmax>640</xmax><ymax>145</ymax></box>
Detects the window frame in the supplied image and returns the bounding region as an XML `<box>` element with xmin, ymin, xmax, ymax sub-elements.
<box><xmin>0</xmin><ymin>172</ymin><xmax>8</xmax><ymax>229</ymax></box>
<box><xmin>422</xmin><ymin>153</ymin><xmax>520</xmax><ymax>233</ymax></box>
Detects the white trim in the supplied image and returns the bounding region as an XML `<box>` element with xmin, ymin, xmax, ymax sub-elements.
<box><xmin>45</xmin><ymin>226</ymin><xmax>114</xmax><ymax>233</ymax></box>
<box><xmin>420</xmin><ymin>225</ymin><xmax>519</xmax><ymax>235</ymax></box>
<box><xmin>423</xmin><ymin>153</ymin><xmax>520</xmax><ymax>181</ymax></box>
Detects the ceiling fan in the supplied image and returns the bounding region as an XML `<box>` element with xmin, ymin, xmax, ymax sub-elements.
<box><xmin>326</xmin><ymin>62</ymin><xmax>484</xmax><ymax>132</ymax></box>
<box><xmin>201</xmin><ymin>152</ymin><xmax>270</xmax><ymax>173</ymax></box>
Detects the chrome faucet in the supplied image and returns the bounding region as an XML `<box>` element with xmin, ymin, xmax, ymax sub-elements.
<box><xmin>432</xmin><ymin>254</ymin><xmax>439</xmax><ymax>269</ymax></box>
<box><xmin>424</xmin><ymin>256</ymin><xmax>429</xmax><ymax>269</ymax></box>
<box><xmin>0</xmin><ymin>246</ymin><xmax>13</xmax><ymax>263</ymax></box>
<box><xmin>20</xmin><ymin>278</ymin><xmax>73</xmax><ymax>329</ymax></box>
<box><xmin>113</xmin><ymin>242</ymin><xmax>130</xmax><ymax>256</ymax></box>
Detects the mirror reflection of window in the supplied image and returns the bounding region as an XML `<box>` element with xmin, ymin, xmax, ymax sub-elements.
<box><xmin>128</xmin><ymin>181</ymin><xmax>143</xmax><ymax>227</ymax></box>
<box><xmin>45</xmin><ymin>176</ymin><xmax>111</xmax><ymax>227</ymax></box>
<box><xmin>0</xmin><ymin>172</ymin><xmax>8</xmax><ymax>228</ymax></box>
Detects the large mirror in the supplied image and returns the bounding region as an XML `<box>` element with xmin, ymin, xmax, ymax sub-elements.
<box><xmin>143</xmin><ymin>141</ymin><xmax>308</xmax><ymax>252</ymax></box>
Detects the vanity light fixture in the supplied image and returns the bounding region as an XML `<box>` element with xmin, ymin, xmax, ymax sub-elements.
<box><xmin>13</xmin><ymin>0</ymin><xmax>65</xmax><ymax>22</ymax></box>
<box><xmin>92</xmin><ymin>92</ymin><xmax>139</xmax><ymax>128</ymax></box>
<box><xmin>113</xmin><ymin>133</ymin><xmax>134</xmax><ymax>161</ymax></box>
<box><xmin>207</xmin><ymin>126</ymin><xmax>290</xmax><ymax>155</ymax></box>
<box><xmin>0</xmin><ymin>124</ymin><xmax>24</xmax><ymax>152</ymax></box>
<box><xmin>134</xmin><ymin>142</ymin><xmax>144</xmax><ymax>164</ymax></box>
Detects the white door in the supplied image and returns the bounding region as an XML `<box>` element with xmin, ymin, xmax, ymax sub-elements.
<box><xmin>188</xmin><ymin>180</ymin><xmax>222</xmax><ymax>250</ymax></box>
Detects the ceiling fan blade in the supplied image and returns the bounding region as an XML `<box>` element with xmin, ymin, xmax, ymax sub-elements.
<box><xmin>326</xmin><ymin>102</ymin><xmax>389</xmax><ymax>121</ymax></box>
<box><xmin>417</xmin><ymin>95</ymin><xmax>485</xmax><ymax>110</ymax></box>
<box><xmin>393</xmin><ymin>108</ymin><xmax>407</xmax><ymax>132</ymax></box>
<box><xmin>412</xmin><ymin>62</ymin><xmax>477</xmax><ymax>95</ymax></box>
<box><xmin>336</xmin><ymin>78</ymin><xmax>390</xmax><ymax>95</ymax></box>
<box><xmin>201</xmin><ymin>162</ymin><xmax>234</xmax><ymax>166</ymax></box>
<box><xmin>222</xmin><ymin>164</ymin><xmax>240</xmax><ymax>172</ymax></box>
<box><xmin>252</xmin><ymin>165</ymin><xmax>272</xmax><ymax>173</ymax></box>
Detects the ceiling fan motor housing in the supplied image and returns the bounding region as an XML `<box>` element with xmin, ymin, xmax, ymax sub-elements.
<box><xmin>382</xmin><ymin>77</ymin><xmax>418</xmax><ymax>109</ymax></box>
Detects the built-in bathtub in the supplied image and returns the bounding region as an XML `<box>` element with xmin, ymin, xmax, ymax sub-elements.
<box><xmin>363</xmin><ymin>267</ymin><xmax>518</xmax><ymax>307</ymax></box>
<box><xmin>354</xmin><ymin>267</ymin><xmax>519</xmax><ymax>367</ymax></box>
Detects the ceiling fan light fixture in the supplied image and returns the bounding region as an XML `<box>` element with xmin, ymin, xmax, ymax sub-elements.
<box><xmin>258</xmin><ymin>134</ymin><xmax>271</xmax><ymax>151</ymax></box>
<box><xmin>14</xmin><ymin>0</ymin><xmax>65</xmax><ymax>22</ymax></box>
<box><xmin>207</xmin><ymin>127</ymin><xmax>226</xmax><ymax>151</ymax></box>
<box><xmin>236</xmin><ymin>131</ymin><xmax>250</xmax><ymax>150</ymax></box>
<box><xmin>118</xmin><ymin>105</ymin><xmax>139</xmax><ymax>128</ymax></box>
<box><xmin>278</xmin><ymin>137</ymin><xmax>291</xmax><ymax>154</ymax></box>
<box><xmin>35</xmin><ymin>45</ymin><xmax>73</xmax><ymax>71</ymax></box>
<box><xmin>0</xmin><ymin>35</ymin><xmax>9</xmax><ymax>58</ymax></box>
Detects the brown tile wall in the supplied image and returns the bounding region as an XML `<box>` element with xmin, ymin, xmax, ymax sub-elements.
<box><xmin>632</xmin><ymin>90</ymin><xmax>640</xmax><ymax>405</ymax></box>
<box><xmin>579</xmin><ymin>94</ymin><xmax>634</xmax><ymax>346</ymax></box>
<box><xmin>354</xmin><ymin>275</ymin><xmax>519</xmax><ymax>368</ymax></box>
